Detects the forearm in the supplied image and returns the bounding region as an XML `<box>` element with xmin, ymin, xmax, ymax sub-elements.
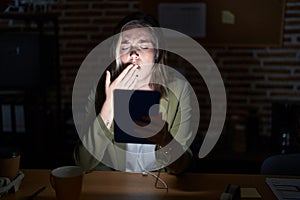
<box><xmin>100</xmin><ymin>98</ymin><xmax>113</xmax><ymax>128</ymax></box>
<box><xmin>74</xmin><ymin>115</ymin><xmax>113</xmax><ymax>172</ymax></box>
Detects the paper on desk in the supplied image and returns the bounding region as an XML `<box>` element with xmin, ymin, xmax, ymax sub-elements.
<box><xmin>266</xmin><ymin>178</ymin><xmax>300</xmax><ymax>200</ymax></box>
<box><xmin>241</xmin><ymin>188</ymin><xmax>262</xmax><ymax>198</ymax></box>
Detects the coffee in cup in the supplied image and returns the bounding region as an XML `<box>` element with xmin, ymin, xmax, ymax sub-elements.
<box><xmin>50</xmin><ymin>166</ymin><xmax>84</xmax><ymax>200</ymax></box>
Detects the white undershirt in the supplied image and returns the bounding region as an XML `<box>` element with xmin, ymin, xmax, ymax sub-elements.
<box><xmin>125</xmin><ymin>143</ymin><xmax>156</xmax><ymax>172</ymax></box>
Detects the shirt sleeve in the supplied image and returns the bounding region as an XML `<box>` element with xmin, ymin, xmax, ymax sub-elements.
<box><xmin>157</xmin><ymin>79</ymin><xmax>195</xmax><ymax>174</ymax></box>
<box><xmin>73</xmin><ymin>87</ymin><xmax>114</xmax><ymax>172</ymax></box>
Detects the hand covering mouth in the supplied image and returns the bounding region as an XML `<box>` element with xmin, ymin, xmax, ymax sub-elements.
<box><xmin>124</xmin><ymin>62</ymin><xmax>141</xmax><ymax>69</ymax></box>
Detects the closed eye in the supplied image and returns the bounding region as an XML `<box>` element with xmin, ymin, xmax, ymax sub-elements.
<box><xmin>121</xmin><ymin>45</ymin><xmax>130</xmax><ymax>51</ymax></box>
<box><xmin>121</xmin><ymin>47</ymin><xmax>129</xmax><ymax>50</ymax></box>
<box><xmin>140</xmin><ymin>46</ymin><xmax>149</xmax><ymax>49</ymax></box>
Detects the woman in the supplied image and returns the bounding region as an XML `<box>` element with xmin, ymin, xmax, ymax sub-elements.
<box><xmin>74</xmin><ymin>12</ymin><xmax>194</xmax><ymax>174</ymax></box>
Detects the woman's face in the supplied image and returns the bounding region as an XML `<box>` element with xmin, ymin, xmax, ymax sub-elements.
<box><xmin>119</xmin><ymin>27</ymin><xmax>156</xmax><ymax>82</ymax></box>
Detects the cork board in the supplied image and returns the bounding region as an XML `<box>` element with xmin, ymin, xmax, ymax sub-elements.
<box><xmin>140</xmin><ymin>0</ymin><xmax>286</xmax><ymax>47</ymax></box>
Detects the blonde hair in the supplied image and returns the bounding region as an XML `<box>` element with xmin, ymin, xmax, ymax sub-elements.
<box><xmin>111</xmin><ymin>20</ymin><xmax>169</xmax><ymax>97</ymax></box>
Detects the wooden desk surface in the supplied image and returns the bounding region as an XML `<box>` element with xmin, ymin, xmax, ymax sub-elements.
<box><xmin>2</xmin><ymin>169</ymin><xmax>285</xmax><ymax>200</ymax></box>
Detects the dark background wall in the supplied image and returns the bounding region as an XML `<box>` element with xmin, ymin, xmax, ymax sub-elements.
<box><xmin>49</xmin><ymin>0</ymin><xmax>300</xmax><ymax>135</ymax></box>
<box><xmin>53</xmin><ymin>0</ymin><xmax>300</xmax><ymax>153</ymax></box>
<box><xmin>0</xmin><ymin>0</ymin><xmax>299</xmax><ymax>172</ymax></box>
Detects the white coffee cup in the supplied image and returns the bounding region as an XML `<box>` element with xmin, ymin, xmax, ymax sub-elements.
<box><xmin>49</xmin><ymin>166</ymin><xmax>84</xmax><ymax>200</ymax></box>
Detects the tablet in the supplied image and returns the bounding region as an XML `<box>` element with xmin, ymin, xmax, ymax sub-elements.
<box><xmin>113</xmin><ymin>89</ymin><xmax>161</xmax><ymax>144</ymax></box>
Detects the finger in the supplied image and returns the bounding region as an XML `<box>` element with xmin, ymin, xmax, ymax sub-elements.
<box><xmin>105</xmin><ymin>70</ymin><xmax>111</xmax><ymax>92</ymax></box>
<box><xmin>136</xmin><ymin>117</ymin><xmax>165</xmax><ymax>132</ymax></box>
<box><xmin>141</xmin><ymin>116</ymin><xmax>151</xmax><ymax>122</ymax></box>
<box><xmin>114</xmin><ymin>64</ymin><xmax>138</xmax><ymax>89</ymax></box>
<box><xmin>122</xmin><ymin>65</ymin><xmax>139</xmax><ymax>86</ymax></box>
<box><xmin>158</xmin><ymin>112</ymin><xmax>163</xmax><ymax>119</ymax></box>
<box><xmin>138</xmin><ymin>116</ymin><xmax>164</xmax><ymax>131</ymax></box>
<box><xmin>127</xmin><ymin>72</ymin><xmax>138</xmax><ymax>89</ymax></box>
<box><xmin>134</xmin><ymin>120</ymin><xmax>148</xmax><ymax>127</ymax></box>
<box><xmin>141</xmin><ymin>115</ymin><xmax>160</xmax><ymax>123</ymax></box>
<box><xmin>115</xmin><ymin>64</ymin><xmax>135</xmax><ymax>82</ymax></box>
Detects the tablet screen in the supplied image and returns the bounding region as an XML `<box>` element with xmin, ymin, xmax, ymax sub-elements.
<box><xmin>113</xmin><ymin>89</ymin><xmax>161</xmax><ymax>144</ymax></box>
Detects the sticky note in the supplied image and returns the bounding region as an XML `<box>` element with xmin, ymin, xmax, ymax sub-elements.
<box><xmin>241</xmin><ymin>188</ymin><xmax>262</xmax><ymax>198</ymax></box>
<box><xmin>222</xmin><ymin>10</ymin><xmax>235</xmax><ymax>24</ymax></box>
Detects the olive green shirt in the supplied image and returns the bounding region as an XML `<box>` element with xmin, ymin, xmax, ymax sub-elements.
<box><xmin>74</xmin><ymin>77</ymin><xmax>194</xmax><ymax>174</ymax></box>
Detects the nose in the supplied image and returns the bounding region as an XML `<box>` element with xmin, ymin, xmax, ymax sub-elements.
<box><xmin>129</xmin><ymin>49</ymin><xmax>139</xmax><ymax>63</ymax></box>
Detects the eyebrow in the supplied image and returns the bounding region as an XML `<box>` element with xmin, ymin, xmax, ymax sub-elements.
<box><xmin>139</xmin><ymin>39</ymin><xmax>151</xmax><ymax>43</ymax></box>
<box><xmin>121</xmin><ymin>40</ymin><xmax>130</xmax><ymax>44</ymax></box>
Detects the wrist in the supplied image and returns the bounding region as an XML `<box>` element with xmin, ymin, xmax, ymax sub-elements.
<box><xmin>100</xmin><ymin>113</ymin><xmax>112</xmax><ymax>128</ymax></box>
<box><xmin>100</xmin><ymin>100</ymin><xmax>113</xmax><ymax>128</ymax></box>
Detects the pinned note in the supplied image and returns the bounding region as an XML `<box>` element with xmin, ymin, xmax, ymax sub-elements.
<box><xmin>222</xmin><ymin>10</ymin><xmax>235</xmax><ymax>24</ymax></box>
<box><xmin>241</xmin><ymin>188</ymin><xmax>262</xmax><ymax>198</ymax></box>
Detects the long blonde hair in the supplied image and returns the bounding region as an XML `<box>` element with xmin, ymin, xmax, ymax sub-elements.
<box><xmin>111</xmin><ymin>19</ymin><xmax>169</xmax><ymax>97</ymax></box>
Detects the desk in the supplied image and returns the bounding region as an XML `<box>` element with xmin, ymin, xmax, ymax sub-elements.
<box><xmin>2</xmin><ymin>169</ymin><xmax>286</xmax><ymax>200</ymax></box>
